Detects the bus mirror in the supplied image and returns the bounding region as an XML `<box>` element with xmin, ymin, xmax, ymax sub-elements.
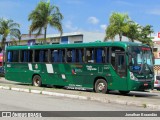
<box><xmin>152</xmin><ymin>53</ymin><xmax>155</xmax><ymax>64</ymax></box>
<box><xmin>128</xmin><ymin>55</ymin><xmax>132</xmax><ymax>65</ymax></box>
<box><xmin>152</xmin><ymin>56</ymin><xmax>155</xmax><ymax>64</ymax></box>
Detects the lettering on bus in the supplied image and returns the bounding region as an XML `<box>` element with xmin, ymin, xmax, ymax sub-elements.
<box><xmin>141</xmin><ymin>47</ymin><xmax>151</xmax><ymax>51</ymax></box>
<box><xmin>104</xmin><ymin>65</ymin><xmax>110</xmax><ymax>70</ymax></box>
<box><xmin>72</xmin><ymin>68</ymin><xmax>82</xmax><ymax>73</ymax></box>
<box><xmin>86</xmin><ymin>65</ymin><xmax>97</xmax><ymax>71</ymax></box>
<box><xmin>67</xmin><ymin>84</ymin><xmax>86</xmax><ymax>90</ymax></box>
<box><xmin>71</xmin><ymin>65</ymin><xmax>83</xmax><ymax>68</ymax></box>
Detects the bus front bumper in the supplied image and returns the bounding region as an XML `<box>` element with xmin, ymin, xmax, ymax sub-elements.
<box><xmin>129</xmin><ymin>80</ymin><xmax>154</xmax><ymax>91</ymax></box>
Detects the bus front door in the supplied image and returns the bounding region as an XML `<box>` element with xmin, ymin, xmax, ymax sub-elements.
<box><xmin>112</xmin><ymin>53</ymin><xmax>128</xmax><ymax>90</ymax></box>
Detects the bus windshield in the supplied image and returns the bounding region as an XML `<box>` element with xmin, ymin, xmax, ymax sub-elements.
<box><xmin>128</xmin><ymin>46</ymin><xmax>154</xmax><ymax>74</ymax></box>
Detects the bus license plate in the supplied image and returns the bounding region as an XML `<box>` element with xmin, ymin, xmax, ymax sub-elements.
<box><xmin>144</xmin><ymin>83</ymin><xmax>148</xmax><ymax>86</ymax></box>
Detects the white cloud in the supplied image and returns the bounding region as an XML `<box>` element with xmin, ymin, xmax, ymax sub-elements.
<box><xmin>148</xmin><ymin>9</ymin><xmax>160</xmax><ymax>15</ymax></box>
<box><xmin>64</xmin><ymin>21</ymin><xmax>78</xmax><ymax>31</ymax></box>
<box><xmin>88</xmin><ymin>17</ymin><xmax>99</xmax><ymax>25</ymax></box>
<box><xmin>100</xmin><ymin>24</ymin><xmax>107</xmax><ymax>30</ymax></box>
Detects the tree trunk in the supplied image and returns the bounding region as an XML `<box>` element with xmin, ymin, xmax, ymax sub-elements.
<box><xmin>44</xmin><ymin>27</ymin><xmax>47</xmax><ymax>44</ymax></box>
<box><xmin>131</xmin><ymin>39</ymin><xmax>134</xmax><ymax>42</ymax></box>
<box><xmin>119</xmin><ymin>33</ymin><xmax>122</xmax><ymax>41</ymax></box>
<box><xmin>1</xmin><ymin>37</ymin><xmax>6</xmax><ymax>51</ymax></box>
<box><xmin>1</xmin><ymin>37</ymin><xmax>6</xmax><ymax>67</ymax></box>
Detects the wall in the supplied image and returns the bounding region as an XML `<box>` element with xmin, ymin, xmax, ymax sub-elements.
<box><xmin>68</xmin><ymin>35</ymin><xmax>83</xmax><ymax>43</ymax></box>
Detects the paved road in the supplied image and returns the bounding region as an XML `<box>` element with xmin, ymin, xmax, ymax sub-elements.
<box><xmin>0</xmin><ymin>89</ymin><xmax>151</xmax><ymax>111</ymax></box>
<box><xmin>0</xmin><ymin>78</ymin><xmax>160</xmax><ymax>120</ymax></box>
<box><xmin>0</xmin><ymin>89</ymin><xmax>159</xmax><ymax>120</ymax></box>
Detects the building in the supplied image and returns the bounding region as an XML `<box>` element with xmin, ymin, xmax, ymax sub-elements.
<box><xmin>4</xmin><ymin>31</ymin><xmax>139</xmax><ymax>46</ymax></box>
<box><xmin>152</xmin><ymin>32</ymin><xmax>160</xmax><ymax>58</ymax></box>
<box><xmin>152</xmin><ymin>32</ymin><xmax>160</xmax><ymax>75</ymax></box>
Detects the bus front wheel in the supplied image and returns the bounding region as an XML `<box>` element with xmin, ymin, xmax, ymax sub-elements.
<box><xmin>95</xmin><ymin>79</ymin><xmax>108</xmax><ymax>94</ymax></box>
<box><xmin>32</xmin><ymin>75</ymin><xmax>42</xmax><ymax>87</ymax></box>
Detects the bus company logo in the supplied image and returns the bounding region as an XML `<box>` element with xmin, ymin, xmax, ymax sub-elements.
<box><xmin>1</xmin><ymin>112</ymin><xmax>42</xmax><ymax>118</ymax></box>
<box><xmin>35</xmin><ymin>64</ymin><xmax>38</xmax><ymax>69</ymax></box>
<box><xmin>86</xmin><ymin>65</ymin><xmax>97</xmax><ymax>71</ymax></box>
<box><xmin>2</xmin><ymin>112</ymin><xmax>11</xmax><ymax>117</ymax></box>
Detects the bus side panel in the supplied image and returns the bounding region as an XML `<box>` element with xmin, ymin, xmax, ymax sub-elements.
<box><xmin>108</xmin><ymin>66</ymin><xmax>128</xmax><ymax>91</ymax></box>
<box><xmin>64</xmin><ymin>64</ymin><xmax>113</xmax><ymax>90</ymax></box>
<box><xmin>5</xmin><ymin>63</ymin><xmax>32</xmax><ymax>83</ymax></box>
<box><xmin>66</xmin><ymin>64</ymin><xmax>86</xmax><ymax>89</ymax></box>
<box><xmin>40</xmin><ymin>63</ymin><xmax>73</xmax><ymax>86</ymax></box>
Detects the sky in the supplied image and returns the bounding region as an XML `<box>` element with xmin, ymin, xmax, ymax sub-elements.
<box><xmin>0</xmin><ymin>0</ymin><xmax>160</xmax><ymax>35</ymax></box>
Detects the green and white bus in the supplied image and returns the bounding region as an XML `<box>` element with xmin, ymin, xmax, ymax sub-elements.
<box><xmin>5</xmin><ymin>42</ymin><xmax>154</xmax><ymax>94</ymax></box>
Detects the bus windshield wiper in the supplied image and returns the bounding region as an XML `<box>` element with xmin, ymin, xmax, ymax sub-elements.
<box><xmin>139</xmin><ymin>63</ymin><xmax>153</xmax><ymax>74</ymax></box>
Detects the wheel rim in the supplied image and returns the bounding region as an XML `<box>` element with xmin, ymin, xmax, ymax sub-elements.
<box><xmin>97</xmin><ymin>82</ymin><xmax>105</xmax><ymax>91</ymax></box>
<box><xmin>34</xmin><ymin>78</ymin><xmax>39</xmax><ymax>86</ymax></box>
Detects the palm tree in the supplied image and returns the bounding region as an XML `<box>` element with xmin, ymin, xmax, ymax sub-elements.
<box><xmin>104</xmin><ymin>12</ymin><xmax>130</xmax><ymax>41</ymax></box>
<box><xmin>28</xmin><ymin>0</ymin><xmax>63</xmax><ymax>44</ymax></box>
<box><xmin>0</xmin><ymin>18</ymin><xmax>20</xmax><ymax>50</ymax></box>
<box><xmin>123</xmin><ymin>22</ymin><xmax>141</xmax><ymax>42</ymax></box>
<box><xmin>139</xmin><ymin>25</ymin><xmax>154</xmax><ymax>46</ymax></box>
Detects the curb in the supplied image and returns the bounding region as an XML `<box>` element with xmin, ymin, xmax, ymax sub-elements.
<box><xmin>0</xmin><ymin>86</ymin><xmax>88</xmax><ymax>101</ymax></box>
<box><xmin>0</xmin><ymin>85</ymin><xmax>160</xmax><ymax>110</ymax></box>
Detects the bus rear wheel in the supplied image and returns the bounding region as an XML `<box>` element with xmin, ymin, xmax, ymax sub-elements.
<box><xmin>95</xmin><ymin>79</ymin><xmax>108</xmax><ymax>94</ymax></box>
<box><xmin>32</xmin><ymin>75</ymin><xmax>42</xmax><ymax>87</ymax></box>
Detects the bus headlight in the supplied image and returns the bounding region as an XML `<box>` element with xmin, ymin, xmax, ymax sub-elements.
<box><xmin>130</xmin><ymin>72</ymin><xmax>138</xmax><ymax>81</ymax></box>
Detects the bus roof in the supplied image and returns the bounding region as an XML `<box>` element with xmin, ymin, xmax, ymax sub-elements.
<box><xmin>6</xmin><ymin>41</ymin><xmax>148</xmax><ymax>50</ymax></box>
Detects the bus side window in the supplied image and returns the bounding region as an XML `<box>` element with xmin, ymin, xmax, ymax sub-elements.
<box><xmin>12</xmin><ymin>51</ymin><xmax>19</xmax><ymax>62</ymax></box>
<box><xmin>67</xmin><ymin>49</ymin><xmax>76</xmax><ymax>63</ymax></box>
<box><xmin>58</xmin><ymin>50</ymin><xmax>65</xmax><ymax>62</ymax></box>
<box><xmin>35</xmin><ymin>50</ymin><xmax>40</xmax><ymax>62</ymax></box>
<box><xmin>21</xmin><ymin>50</ymin><xmax>33</xmax><ymax>62</ymax></box>
<box><xmin>106</xmin><ymin>48</ymin><xmax>109</xmax><ymax>63</ymax></box>
<box><xmin>76</xmin><ymin>49</ymin><xmax>84</xmax><ymax>63</ymax></box>
<box><xmin>96</xmin><ymin>48</ymin><xmax>105</xmax><ymax>63</ymax></box>
<box><xmin>7</xmin><ymin>51</ymin><xmax>12</xmax><ymax>62</ymax></box>
<box><xmin>72</xmin><ymin>49</ymin><xmax>76</xmax><ymax>62</ymax></box>
<box><xmin>28</xmin><ymin>51</ymin><xmax>33</xmax><ymax>62</ymax></box>
<box><xmin>20</xmin><ymin>50</ymin><xmax>26</xmax><ymax>62</ymax></box>
<box><xmin>86</xmin><ymin>48</ymin><xmax>94</xmax><ymax>63</ymax></box>
<box><xmin>51</xmin><ymin>49</ymin><xmax>65</xmax><ymax>63</ymax></box>
<box><xmin>66</xmin><ymin>49</ymin><xmax>84</xmax><ymax>63</ymax></box>
<box><xmin>67</xmin><ymin>49</ymin><xmax>72</xmax><ymax>62</ymax></box>
<box><xmin>39</xmin><ymin>50</ymin><xmax>43</xmax><ymax>62</ymax></box>
<box><xmin>51</xmin><ymin>50</ymin><xmax>58</xmax><ymax>62</ymax></box>
<box><xmin>111</xmin><ymin>53</ymin><xmax>116</xmax><ymax>69</ymax></box>
<box><xmin>23</xmin><ymin>51</ymin><xmax>27</xmax><ymax>62</ymax></box>
<box><xmin>44</xmin><ymin>50</ymin><xmax>48</xmax><ymax>62</ymax></box>
<box><xmin>34</xmin><ymin>50</ymin><xmax>48</xmax><ymax>62</ymax></box>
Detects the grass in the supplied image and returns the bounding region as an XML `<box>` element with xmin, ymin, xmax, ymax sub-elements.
<box><xmin>142</xmin><ymin>103</ymin><xmax>147</xmax><ymax>108</ymax></box>
<box><xmin>29</xmin><ymin>88</ymin><xmax>31</xmax><ymax>93</ymax></box>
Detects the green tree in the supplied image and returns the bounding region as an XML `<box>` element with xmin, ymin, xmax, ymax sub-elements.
<box><xmin>105</xmin><ymin>12</ymin><xmax>130</xmax><ymax>41</ymax></box>
<box><xmin>123</xmin><ymin>22</ymin><xmax>141</xmax><ymax>42</ymax></box>
<box><xmin>0</xmin><ymin>18</ymin><xmax>20</xmax><ymax>50</ymax></box>
<box><xmin>28</xmin><ymin>0</ymin><xmax>63</xmax><ymax>44</ymax></box>
<box><xmin>139</xmin><ymin>25</ymin><xmax>154</xmax><ymax>46</ymax></box>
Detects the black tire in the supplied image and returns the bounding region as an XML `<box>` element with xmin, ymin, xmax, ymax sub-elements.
<box><xmin>95</xmin><ymin>79</ymin><xmax>108</xmax><ymax>94</ymax></box>
<box><xmin>32</xmin><ymin>75</ymin><xmax>42</xmax><ymax>87</ymax></box>
<box><xmin>119</xmin><ymin>90</ymin><xmax>130</xmax><ymax>95</ymax></box>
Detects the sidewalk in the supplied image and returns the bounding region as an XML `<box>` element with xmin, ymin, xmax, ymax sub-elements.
<box><xmin>0</xmin><ymin>77</ymin><xmax>160</xmax><ymax>110</ymax></box>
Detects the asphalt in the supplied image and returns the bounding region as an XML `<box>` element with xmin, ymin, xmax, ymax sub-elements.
<box><xmin>0</xmin><ymin>77</ymin><xmax>160</xmax><ymax>110</ymax></box>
